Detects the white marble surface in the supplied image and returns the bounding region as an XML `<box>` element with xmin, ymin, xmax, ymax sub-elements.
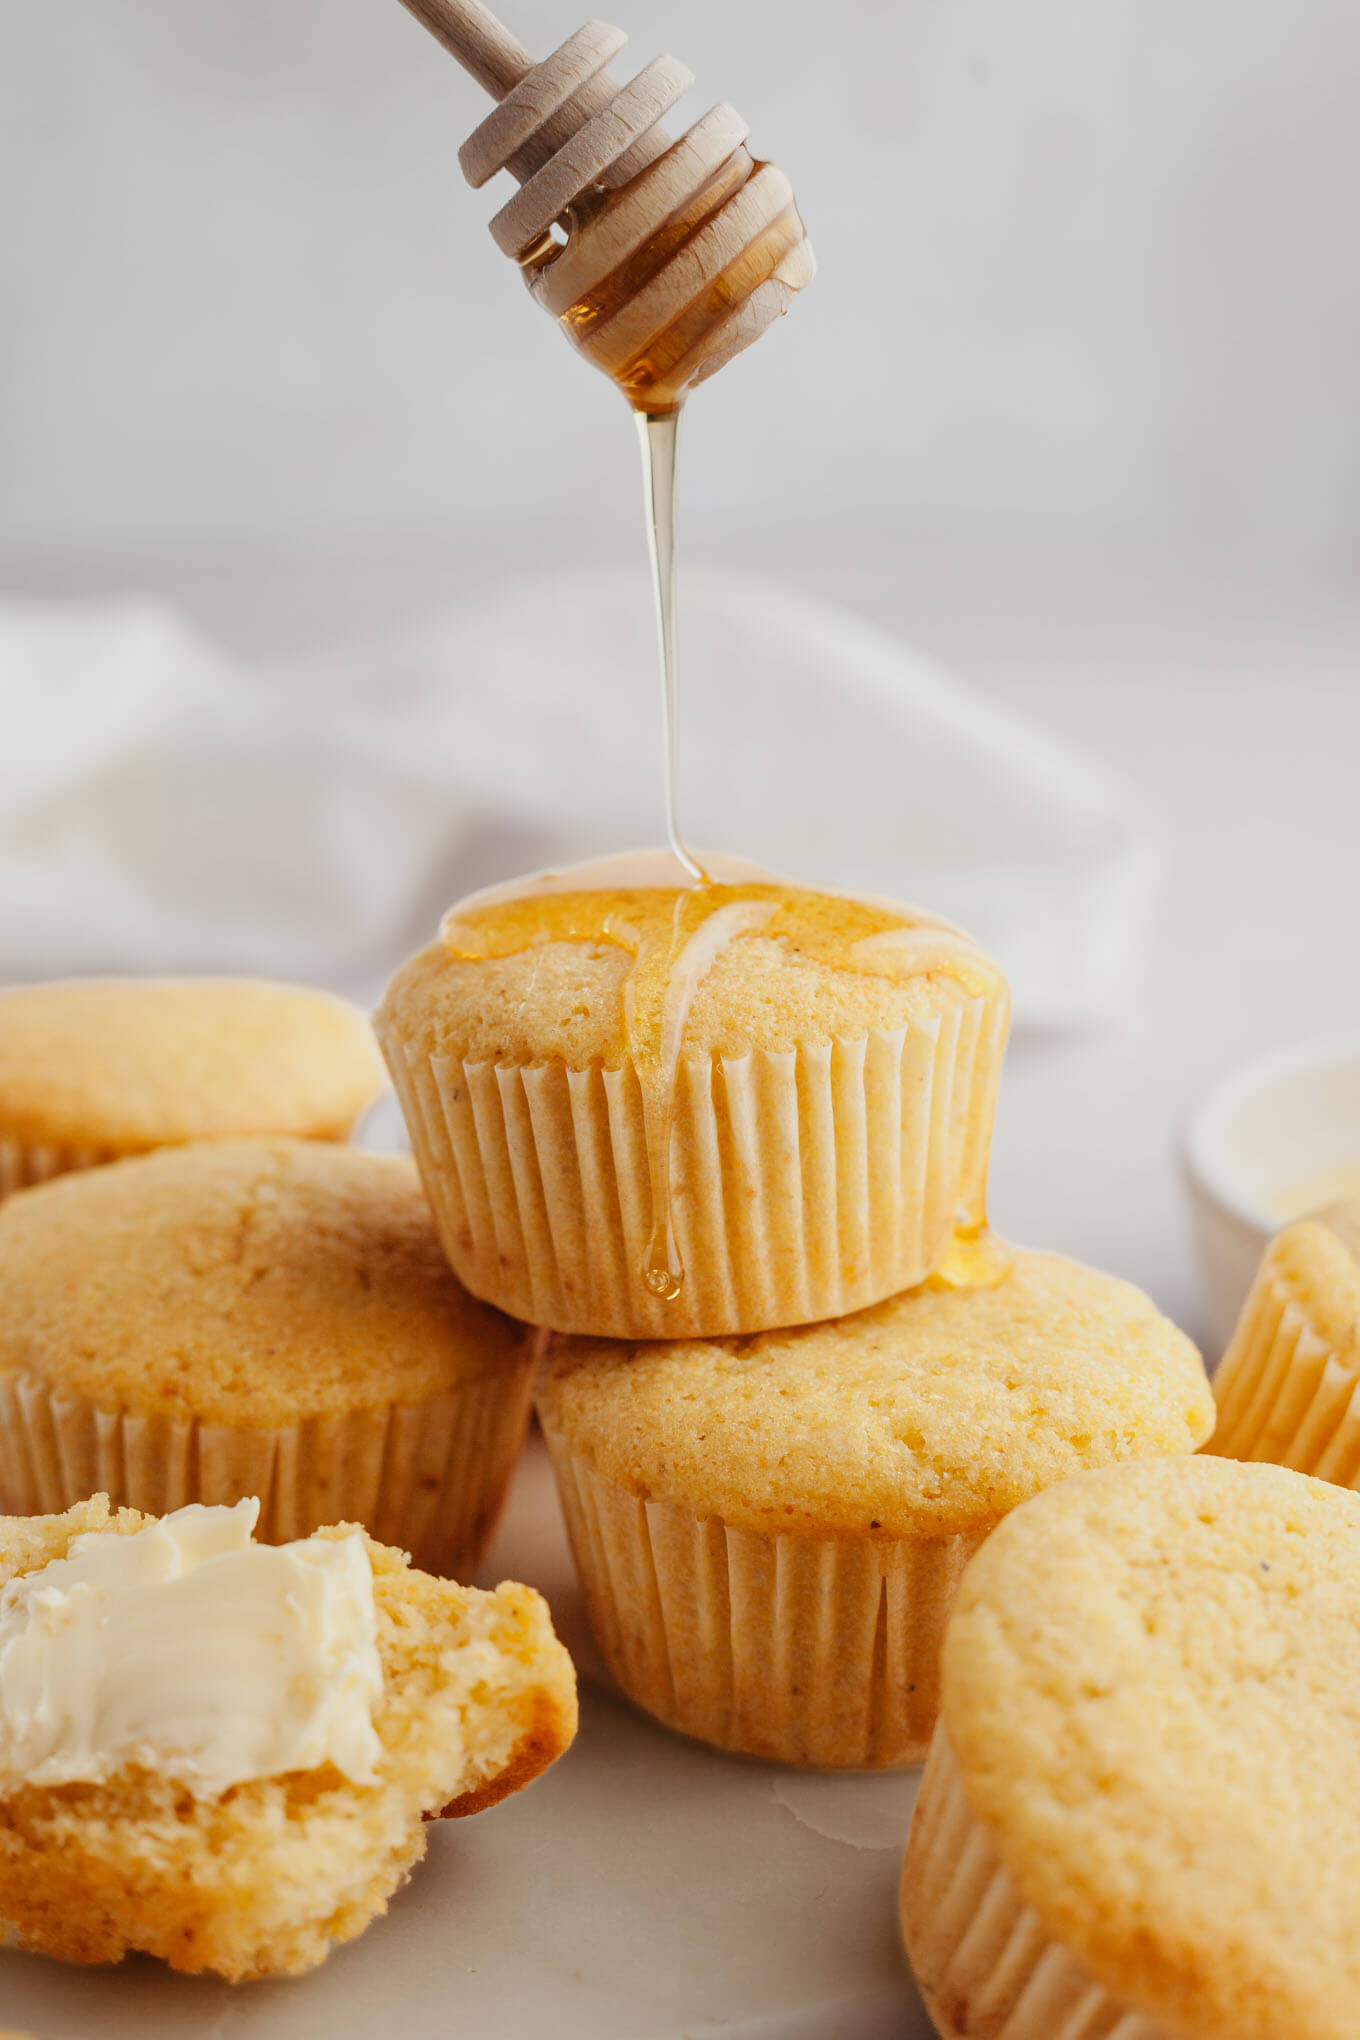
<box><xmin>1</xmin><ymin>540</ymin><xmax>1358</xmax><ymax>2035</ymax></box>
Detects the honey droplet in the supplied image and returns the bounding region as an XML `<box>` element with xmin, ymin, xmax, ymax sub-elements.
<box><xmin>643</xmin><ymin>1225</ymin><xmax>684</xmax><ymax>1301</ymax></box>
<box><xmin>533</xmin><ymin>145</ymin><xmax>812</xmax><ymax>416</ymax></box>
<box><xmin>929</xmin><ymin>1224</ymin><xmax>1015</xmax><ymax>1294</ymax></box>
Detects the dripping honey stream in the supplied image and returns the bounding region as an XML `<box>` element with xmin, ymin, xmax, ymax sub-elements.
<box><xmin>457</xmin><ymin>135</ymin><xmax>1006</xmax><ymax>1307</ymax></box>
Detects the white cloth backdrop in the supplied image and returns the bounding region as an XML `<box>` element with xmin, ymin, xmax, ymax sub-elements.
<box><xmin>0</xmin><ymin>573</ymin><xmax>1165</xmax><ymax>1027</ymax></box>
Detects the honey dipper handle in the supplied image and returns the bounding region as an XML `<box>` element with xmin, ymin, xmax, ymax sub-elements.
<box><xmin>395</xmin><ymin>0</ymin><xmax>532</xmax><ymax>99</ymax></box>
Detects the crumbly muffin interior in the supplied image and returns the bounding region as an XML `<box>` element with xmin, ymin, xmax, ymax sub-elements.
<box><xmin>0</xmin><ymin>1497</ymin><xmax>577</xmax><ymax>1981</ymax></box>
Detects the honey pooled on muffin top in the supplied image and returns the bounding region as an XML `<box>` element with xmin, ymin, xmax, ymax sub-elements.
<box><xmin>441</xmin><ymin>852</ymin><xmax>1008</xmax><ymax>1306</ymax></box>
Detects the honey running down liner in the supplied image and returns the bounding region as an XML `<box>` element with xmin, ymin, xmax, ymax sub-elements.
<box><xmin>377</xmin><ymin>852</ymin><xmax>1011</xmax><ymax>1341</ymax></box>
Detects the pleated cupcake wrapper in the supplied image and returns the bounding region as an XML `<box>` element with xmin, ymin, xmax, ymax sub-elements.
<box><xmin>381</xmin><ymin>985</ymin><xmax>1008</xmax><ymax>1339</ymax></box>
<box><xmin>902</xmin><ymin>1731</ymin><xmax>1168</xmax><ymax>2040</ymax></box>
<box><xmin>0</xmin><ymin>1135</ymin><xmax>114</xmax><ymax>1201</ymax></box>
<box><xmin>1208</xmin><ymin>1269</ymin><xmax>1360</xmax><ymax>1483</ymax></box>
<box><xmin>0</xmin><ymin>1364</ymin><xmax>534</xmax><ymax>1580</ymax></box>
<box><xmin>542</xmin><ymin>1435</ymin><xmax>981</xmax><ymax>1767</ymax></box>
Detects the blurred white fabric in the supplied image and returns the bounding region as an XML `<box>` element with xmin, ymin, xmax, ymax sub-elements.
<box><xmin>0</xmin><ymin>573</ymin><xmax>1166</xmax><ymax>1026</ymax></box>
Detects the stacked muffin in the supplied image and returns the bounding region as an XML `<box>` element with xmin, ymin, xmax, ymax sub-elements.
<box><xmin>378</xmin><ymin>854</ymin><xmax>1214</xmax><ymax>1767</ymax></box>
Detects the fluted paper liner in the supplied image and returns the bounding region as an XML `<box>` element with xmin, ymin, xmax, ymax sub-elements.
<box><xmin>381</xmin><ymin>984</ymin><xmax>1008</xmax><ymax>1339</ymax></box>
<box><xmin>0</xmin><ymin>1136</ymin><xmax>113</xmax><ymax>1202</ymax></box>
<box><xmin>902</xmin><ymin>1731</ymin><xmax>1169</xmax><ymax>2040</ymax></box>
<box><xmin>0</xmin><ymin>1121</ymin><xmax>370</xmax><ymax>1206</ymax></box>
<box><xmin>0</xmin><ymin>1364</ymin><xmax>534</xmax><ymax>1580</ymax></box>
<box><xmin>541</xmin><ymin>1435</ymin><xmax>981</xmax><ymax>1767</ymax></box>
<box><xmin>1209</xmin><ymin>1268</ymin><xmax>1360</xmax><ymax>1483</ymax></box>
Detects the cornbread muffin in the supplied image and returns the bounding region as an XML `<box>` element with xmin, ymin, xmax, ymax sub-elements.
<box><xmin>377</xmin><ymin>851</ymin><xmax>1010</xmax><ymax>1339</ymax></box>
<box><xmin>903</xmin><ymin>1457</ymin><xmax>1360</xmax><ymax>2040</ymax></box>
<box><xmin>0</xmin><ymin>975</ymin><xmax>383</xmax><ymax>1200</ymax></box>
<box><xmin>0</xmin><ymin>1139</ymin><xmax>537</xmax><ymax>1576</ymax></box>
<box><xmin>1210</xmin><ymin>1201</ymin><xmax>1360</xmax><ymax>1483</ymax></box>
<box><xmin>536</xmin><ymin>1248</ymin><xmax>1211</xmax><ymax>1766</ymax></box>
<box><xmin>0</xmin><ymin>1495</ymin><xmax>576</xmax><ymax>1981</ymax></box>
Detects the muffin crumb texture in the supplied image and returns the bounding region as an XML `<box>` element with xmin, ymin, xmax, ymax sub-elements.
<box><xmin>0</xmin><ymin>1496</ymin><xmax>578</xmax><ymax>1982</ymax></box>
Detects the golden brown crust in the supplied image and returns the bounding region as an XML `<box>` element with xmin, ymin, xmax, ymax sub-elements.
<box><xmin>0</xmin><ymin>1498</ymin><xmax>577</xmax><ymax>1981</ymax></box>
<box><xmin>438</xmin><ymin>1680</ymin><xmax>577</xmax><ymax>1817</ymax></box>
<box><xmin>536</xmin><ymin>1250</ymin><xmax>1212</xmax><ymax>1537</ymax></box>
<box><xmin>0</xmin><ymin>1140</ymin><xmax>531</xmax><ymax>1426</ymax></box>
<box><xmin>0</xmin><ymin>977</ymin><xmax>383</xmax><ymax>1151</ymax></box>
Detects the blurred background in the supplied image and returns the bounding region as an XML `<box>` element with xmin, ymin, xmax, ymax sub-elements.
<box><xmin>2</xmin><ymin>0</ymin><xmax>1359</xmax><ymax>1339</ymax></box>
<box><xmin>3</xmin><ymin>0</ymin><xmax>1359</xmax><ymax>563</ymax></box>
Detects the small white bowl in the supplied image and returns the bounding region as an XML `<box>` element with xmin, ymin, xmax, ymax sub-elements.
<box><xmin>1184</xmin><ymin>1032</ymin><xmax>1360</xmax><ymax>1361</ymax></box>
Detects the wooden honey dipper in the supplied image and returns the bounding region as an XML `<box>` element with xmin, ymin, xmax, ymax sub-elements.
<box><xmin>395</xmin><ymin>0</ymin><xmax>815</xmax><ymax>411</ymax></box>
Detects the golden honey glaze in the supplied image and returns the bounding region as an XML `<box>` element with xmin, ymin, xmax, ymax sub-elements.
<box><xmin>529</xmin><ymin>145</ymin><xmax>811</xmax><ymax>415</ymax></box>
<box><xmin>443</xmin><ymin>864</ymin><xmax>1008</xmax><ymax>1304</ymax></box>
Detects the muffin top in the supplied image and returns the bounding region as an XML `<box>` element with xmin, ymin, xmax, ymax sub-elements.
<box><xmin>377</xmin><ymin>851</ymin><xmax>1008</xmax><ymax>1072</ymax></box>
<box><xmin>0</xmin><ymin>978</ymin><xmax>383</xmax><ymax>1152</ymax></box>
<box><xmin>0</xmin><ymin>1140</ymin><xmax>528</xmax><ymax>1427</ymax></box>
<box><xmin>1262</xmin><ymin>1201</ymin><xmax>1360</xmax><ymax>1357</ymax></box>
<box><xmin>536</xmin><ymin>1249</ymin><xmax>1211</xmax><ymax>1537</ymax></box>
<box><xmin>940</xmin><ymin>1455</ymin><xmax>1360</xmax><ymax>2040</ymax></box>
